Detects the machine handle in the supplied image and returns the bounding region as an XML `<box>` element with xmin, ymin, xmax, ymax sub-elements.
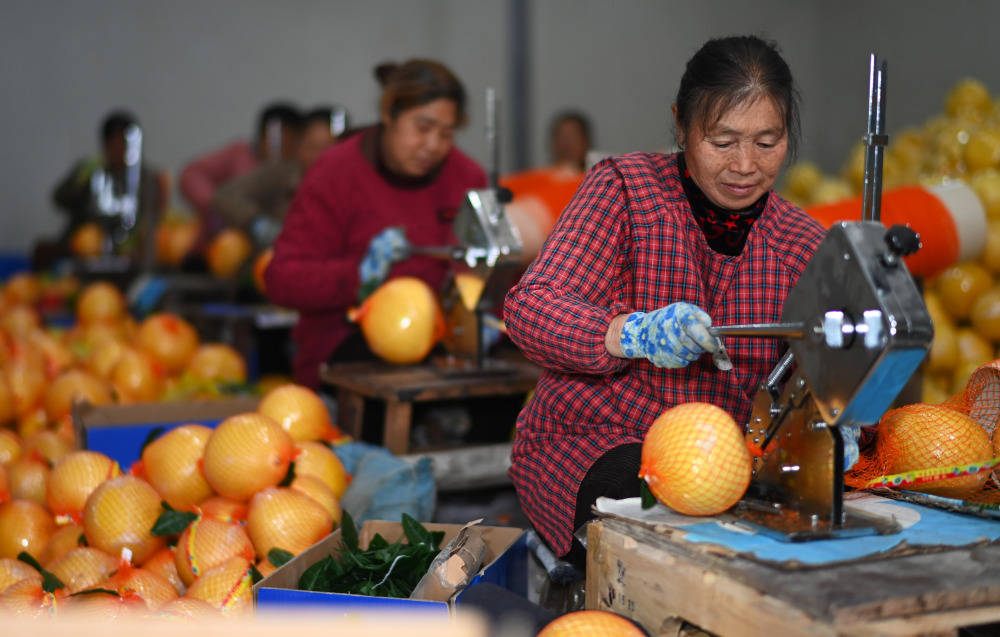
<box><xmin>710</xmin><ymin>322</ymin><xmax>806</xmax><ymax>339</ymax></box>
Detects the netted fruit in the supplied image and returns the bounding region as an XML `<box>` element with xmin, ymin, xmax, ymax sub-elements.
<box><xmin>140</xmin><ymin>424</ymin><xmax>213</xmax><ymax>511</ymax></box>
<box><xmin>156</xmin><ymin>596</ymin><xmax>217</xmax><ymax>618</ymax></box>
<box><xmin>48</xmin><ymin>547</ymin><xmax>118</xmax><ymax>593</ymax></box>
<box><xmin>2</xmin><ymin>273</ymin><xmax>42</xmax><ymax>307</ymax></box>
<box><xmin>23</xmin><ymin>430</ymin><xmax>73</xmax><ymax>465</ymax></box>
<box><xmin>246</xmin><ymin>487</ymin><xmax>333</xmax><ymax>560</ymax></box>
<box><xmin>348</xmin><ymin>276</ymin><xmax>445</xmax><ymax>364</ymax></box>
<box><xmin>0</xmin><ymin>429</ymin><xmax>22</xmax><ymax>466</ymax></box>
<box><xmin>252</xmin><ymin>248</ymin><xmax>273</xmax><ymax>295</ymax></box>
<box><xmin>144</xmin><ymin>547</ymin><xmax>185</xmax><ymax>595</ymax></box>
<box><xmin>87</xmin><ymin>336</ymin><xmax>126</xmax><ymax>380</ymax></box>
<box><xmin>935</xmin><ymin>262</ymin><xmax>993</xmax><ymax>321</ymax></box>
<box><xmin>182</xmin><ymin>555</ymin><xmax>252</xmax><ymax>614</ymax></box>
<box><xmin>174</xmin><ymin>517</ymin><xmax>254</xmax><ymax>587</ymax></box>
<box><xmin>197</xmin><ymin>496</ymin><xmax>248</xmax><ymax>524</ymax></box>
<box><xmin>202</xmin><ymin>413</ymin><xmax>294</xmax><ymax>501</ymax></box>
<box><xmin>155</xmin><ymin>217</ymin><xmax>200</xmax><ymax>268</ymax></box>
<box><xmin>0</xmin><ymin>557</ymin><xmax>42</xmax><ymax>593</ymax></box>
<box><xmin>639</xmin><ymin>403</ymin><xmax>752</xmax><ymax>516</ymax></box>
<box><xmin>0</xmin><ymin>500</ymin><xmax>55</xmax><ymax>559</ymax></box>
<box><xmin>110</xmin><ymin>348</ymin><xmax>165</xmax><ymax>403</ymax></box>
<box><xmin>99</xmin><ymin>561</ymin><xmax>178</xmax><ymax>610</ymax></box>
<box><xmin>0</xmin><ymin>375</ymin><xmax>13</xmax><ymax>427</ymax></box>
<box><xmin>7</xmin><ymin>455</ymin><xmax>50</xmax><ymax>504</ymax></box>
<box><xmin>258</xmin><ymin>384</ymin><xmax>336</xmax><ymax>442</ymax></box>
<box><xmin>47</xmin><ymin>451</ymin><xmax>120</xmax><ymax>523</ymax></box>
<box><xmin>970</xmin><ymin>287</ymin><xmax>1000</xmax><ymax>343</ymax></box>
<box><xmin>83</xmin><ymin>475</ymin><xmax>166</xmax><ymax>565</ymax></box>
<box><xmin>69</xmin><ymin>222</ymin><xmax>105</xmax><ymax>258</ymax></box>
<box><xmin>76</xmin><ymin>282</ymin><xmax>126</xmax><ymax>325</ymax></box>
<box><xmin>40</xmin><ymin>524</ymin><xmax>86</xmax><ymax>567</ymax></box>
<box><xmin>290</xmin><ymin>474</ymin><xmax>342</xmax><ymax>526</ymax></box>
<box><xmin>43</xmin><ymin>370</ymin><xmax>112</xmax><ymax>422</ymax></box>
<box><xmin>878</xmin><ymin>403</ymin><xmax>993</xmax><ymax>498</ymax></box>
<box><xmin>537</xmin><ymin>610</ymin><xmax>647</xmax><ymax>637</ymax></box>
<box><xmin>293</xmin><ymin>441</ymin><xmax>348</xmax><ymax>499</ymax></box>
<box><xmin>0</xmin><ymin>577</ymin><xmax>66</xmax><ymax>618</ymax></box>
<box><xmin>136</xmin><ymin>313</ymin><xmax>200</xmax><ymax>374</ymax></box>
<box><xmin>186</xmin><ymin>343</ymin><xmax>247</xmax><ymax>385</ymax></box>
<box><xmin>206</xmin><ymin>228</ymin><xmax>252</xmax><ymax>279</ymax></box>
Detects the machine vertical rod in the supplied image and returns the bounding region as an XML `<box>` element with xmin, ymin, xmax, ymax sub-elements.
<box><xmin>486</xmin><ymin>86</ymin><xmax>499</xmax><ymax>189</ymax></box>
<box><xmin>861</xmin><ymin>54</ymin><xmax>888</xmax><ymax>223</ymax></box>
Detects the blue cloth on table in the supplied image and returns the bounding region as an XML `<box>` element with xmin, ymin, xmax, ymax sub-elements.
<box><xmin>332</xmin><ymin>441</ymin><xmax>435</xmax><ymax>525</ymax></box>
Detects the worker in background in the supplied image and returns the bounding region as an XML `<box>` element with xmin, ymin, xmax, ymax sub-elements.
<box><xmin>265</xmin><ymin>59</ymin><xmax>486</xmax><ymax>388</ymax></box>
<box><xmin>179</xmin><ymin>102</ymin><xmax>303</xmax><ymax>245</ymax></box>
<box><xmin>501</xmin><ymin>111</ymin><xmax>594</xmax><ymax>262</ymax></box>
<box><xmin>47</xmin><ymin>110</ymin><xmax>167</xmax><ymax>269</ymax></box>
<box><xmin>503</xmin><ymin>36</ymin><xmax>840</xmax><ymax>564</ymax></box>
<box><xmin>213</xmin><ymin>105</ymin><xmax>350</xmax><ymax>247</ymax></box>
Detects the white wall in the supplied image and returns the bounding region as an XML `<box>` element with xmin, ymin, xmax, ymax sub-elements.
<box><xmin>2</xmin><ymin>0</ymin><xmax>1000</xmax><ymax>254</ymax></box>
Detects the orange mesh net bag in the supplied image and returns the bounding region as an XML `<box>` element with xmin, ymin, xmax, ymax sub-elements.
<box><xmin>846</xmin><ymin>360</ymin><xmax>1000</xmax><ymax>504</ymax></box>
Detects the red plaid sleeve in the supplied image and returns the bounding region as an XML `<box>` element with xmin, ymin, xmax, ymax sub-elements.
<box><xmin>504</xmin><ymin>162</ymin><xmax>632</xmax><ymax>375</ymax></box>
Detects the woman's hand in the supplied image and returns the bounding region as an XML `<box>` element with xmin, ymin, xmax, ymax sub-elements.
<box><xmin>613</xmin><ymin>302</ymin><xmax>720</xmax><ymax>368</ymax></box>
<box><xmin>358</xmin><ymin>227</ymin><xmax>410</xmax><ymax>300</ymax></box>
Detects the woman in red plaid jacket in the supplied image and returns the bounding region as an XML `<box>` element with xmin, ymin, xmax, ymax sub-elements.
<box><xmin>503</xmin><ymin>35</ymin><xmax>827</xmax><ymax>561</ymax></box>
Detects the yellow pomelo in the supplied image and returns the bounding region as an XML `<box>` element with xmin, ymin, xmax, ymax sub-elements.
<box><xmin>246</xmin><ymin>487</ymin><xmax>333</xmax><ymax>560</ymax></box>
<box><xmin>349</xmin><ymin>276</ymin><xmax>444</xmax><ymax>365</ymax></box>
<box><xmin>183</xmin><ymin>555</ymin><xmax>252</xmax><ymax>614</ymax></box>
<box><xmin>935</xmin><ymin>262</ymin><xmax>993</xmax><ymax>321</ymax></box>
<box><xmin>156</xmin><ymin>596</ymin><xmax>218</xmax><ymax>618</ymax></box>
<box><xmin>258</xmin><ymin>383</ymin><xmax>336</xmax><ymax>442</ymax></box>
<box><xmin>538</xmin><ymin>610</ymin><xmax>647</xmax><ymax>637</ymax></box>
<box><xmin>0</xmin><ymin>557</ymin><xmax>42</xmax><ymax>593</ymax></box>
<box><xmin>47</xmin><ymin>451</ymin><xmax>120</xmax><ymax>523</ymax></box>
<box><xmin>879</xmin><ymin>404</ymin><xmax>992</xmax><ymax>498</ymax></box>
<box><xmin>76</xmin><ymin>282</ymin><xmax>126</xmax><ymax>326</ymax></box>
<box><xmin>174</xmin><ymin>516</ymin><xmax>254</xmax><ymax>587</ymax></box>
<box><xmin>293</xmin><ymin>441</ymin><xmax>348</xmax><ymax>499</ymax></box>
<box><xmin>7</xmin><ymin>456</ymin><xmax>50</xmax><ymax>505</ymax></box>
<box><xmin>69</xmin><ymin>223</ymin><xmax>105</xmax><ymax>258</ymax></box>
<box><xmin>44</xmin><ymin>369</ymin><xmax>112</xmax><ymax>422</ymax></box>
<box><xmin>0</xmin><ymin>429</ymin><xmax>22</xmax><ymax>466</ymax></box>
<box><xmin>202</xmin><ymin>412</ymin><xmax>294</xmax><ymax>500</ymax></box>
<box><xmin>100</xmin><ymin>563</ymin><xmax>178</xmax><ymax>611</ymax></box>
<box><xmin>0</xmin><ymin>500</ymin><xmax>54</xmax><ymax>560</ymax></box>
<box><xmin>206</xmin><ymin>229</ymin><xmax>252</xmax><ymax>279</ymax></box>
<box><xmin>0</xmin><ymin>578</ymin><xmax>66</xmax><ymax>618</ymax></box>
<box><xmin>144</xmin><ymin>547</ymin><xmax>185</xmax><ymax>595</ymax></box>
<box><xmin>48</xmin><ymin>546</ymin><xmax>118</xmax><ymax>593</ymax></box>
<box><xmin>186</xmin><ymin>343</ymin><xmax>247</xmax><ymax>385</ymax></box>
<box><xmin>639</xmin><ymin>403</ymin><xmax>751</xmax><ymax>516</ymax></box>
<box><xmin>40</xmin><ymin>524</ymin><xmax>86</xmax><ymax>568</ymax></box>
<box><xmin>110</xmin><ymin>348</ymin><xmax>165</xmax><ymax>404</ymax></box>
<box><xmin>197</xmin><ymin>496</ymin><xmax>248</xmax><ymax>524</ymax></box>
<box><xmin>136</xmin><ymin>313</ymin><xmax>200</xmax><ymax>374</ymax></box>
<box><xmin>83</xmin><ymin>475</ymin><xmax>166</xmax><ymax>564</ymax></box>
<box><xmin>290</xmin><ymin>474</ymin><xmax>342</xmax><ymax>526</ymax></box>
<box><xmin>24</xmin><ymin>430</ymin><xmax>73</xmax><ymax>466</ymax></box>
<box><xmin>140</xmin><ymin>424</ymin><xmax>213</xmax><ymax>511</ymax></box>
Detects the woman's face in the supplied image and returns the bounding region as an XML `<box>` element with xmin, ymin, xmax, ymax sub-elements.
<box><xmin>678</xmin><ymin>96</ymin><xmax>788</xmax><ymax>210</ymax></box>
<box><xmin>381</xmin><ymin>98</ymin><xmax>458</xmax><ymax>177</ymax></box>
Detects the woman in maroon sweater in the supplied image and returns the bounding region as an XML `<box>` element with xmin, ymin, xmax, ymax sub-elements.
<box><xmin>265</xmin><ymin>60</ymin><xmax>486</xmax><ymax>388</ymax></box>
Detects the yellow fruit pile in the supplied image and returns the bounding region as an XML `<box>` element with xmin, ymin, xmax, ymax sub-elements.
<box><xmin>781</xmin><ymin>79</ymin><xmax>1000</xmax><ymax>401</ymax></box>
<box><xmin>0</xmin><ymin>382</ymin><xmax>347</xmax><ymax>618</ymax></box>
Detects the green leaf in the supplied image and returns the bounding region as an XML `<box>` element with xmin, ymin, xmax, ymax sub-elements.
<box><xmin>401</xmin><ymin>513</ymin><xmax>432</xmax><ymax>546</ymax></box>
<box><xmin>70</xmin><ymin>588</ymin><xmax>118</xmax><ymax>598</ymax></box>
<box><xmin>151</xmin><ymin>506</ymin><xmax>198</xmax><ymax>536</ymax></box>
<box><xmin>640</xmin><ymin>480</ymin><xmax>657</xmax><ymax>509</ymax></box>
<box><xmin>278</xmin><ymin>462</ymin><xmax>295</xmax><ymax>487</ymax></box>
<box><xmin>139</xmin><ymin>427</ymin><xmax>166</xmax><ymax>457</ymax></box>
<box><xmin>18</xmin><ymin>552</ymin><xmax>66</xmax><ymax>593</ymax></box>
<box><xmin>267</xmin><ymin>548</ymin><xmax>294</xmax><ymax>568</ymax></box>
<box><xmin>77</xmin><ymin>533</ymin><xmax>88</xmax><ymax>546</ymax></box>
<box><xmin>298</xmin><ymin>557</ymin><xmax>333</xmax><ymax>592</ymax></box>
<box><xmin>250</xmin><ymin>563</ymin><xmax>264</xmax><ymax>585</ymax></box>
<box><xmin>429</xmin><ymin>530</ymin><xmax>445</xmax><ymax>549</ymax></box>
<box><xmin>340</xmin><ymin>510</ymin><xmax>359</xmax><ymax>553</ymax></box>
<box><xmin>368</xmin><ymin>533</ymin><xmax>389</xmax><ymax>551</ymax></box>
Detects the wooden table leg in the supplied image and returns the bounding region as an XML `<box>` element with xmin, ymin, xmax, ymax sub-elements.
<box><xmin>383</xmin><ymin>400</ymin><xmax>414</xmax><ymax>455</ymax></box>
<box><xmin>337</xmin><ymin>389</ymin><xmax>364</xmax><ymax>441</ymax></box>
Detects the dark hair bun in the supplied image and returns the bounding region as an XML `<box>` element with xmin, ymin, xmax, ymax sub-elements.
<box><xmin>374</xmin><ymin>62</ymin><xmax>399</xmax><ymax>86</ymax></box>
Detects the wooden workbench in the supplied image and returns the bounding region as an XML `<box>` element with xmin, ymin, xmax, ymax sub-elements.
<box><xmin>586</xmin><ymin>516</ymin><xmax>1000</xmax><ymax>636</ymax></box>
<box><xmin>320</xmin><ymin>358</ymin><xmax>540</xmax><ymax>454</ymax></box>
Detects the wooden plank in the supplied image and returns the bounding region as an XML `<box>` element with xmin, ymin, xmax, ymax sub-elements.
<box><xmin>587</xmin><ymin>521</ymin><xmax>833</xmax><ymax>637</ymax></box>
<box><xmin>587</xmin><ymin>518</ymin><xmax>1000</xmax><ymax>636</ymax></box>
<box><xmin>383</xmin><ymin>400</ymin><xmax>414</xmax><ymax>455</ymax></box>
<box><xmin>321</xmin><ymin>361</ymin><xmax>540</xmax><ymax>402</ymax></box>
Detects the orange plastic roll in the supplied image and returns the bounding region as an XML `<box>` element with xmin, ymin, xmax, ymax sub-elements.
<box><xmin>806</xmin><ymin>182</ymin><xmax>986</xmax><ymax>278</ymax></box>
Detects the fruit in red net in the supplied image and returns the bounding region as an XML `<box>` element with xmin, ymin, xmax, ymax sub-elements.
<box><xmin>206</xmin><ymin>229</ymin><xmax>252</xmax><ymax>279</ymax></box>
<box><xmin>246</xmin><ymin>487</ymin><xmax>333</xmax><ymax>560</ymax></box>
<box><xmin>83</xmin><ymin>475</ymin><xmax>166</xmax><ymax>564</ymax></box>
<box><xmin>186</xmin><ymin>343</ymin><xmax>247</xmax><ymax>385</ymax></box>
<box><xmin>0</xmin><ymin>499</ymin><xmax>55</xmax><ymax>559</ymax></box>
<box><xmin>349</xmin><ymin>277</ymin><xmax>445</xmax><ymax>365</ymax></box>
<box><xmin>174</xmin><ymin>516</ymin><xmax>254</xmax><ymax>587</ymax></box>
<box><xmin>201</xmin><ymin>412</ymin><xmax>294</xmax><ymax>500</ymax></box>
<box><xmin>538</xmin><ymin>610</ymin><xmax>647</xmax><ymax>637</ymax></box>
<box><xmin>140</xmin><ymin>424</ymin><xmax>213</xmax><ymax>511</ymax></box>
<box><xmin>879</xmin><ymin>404</ymin><xmax>993</xmax><ymax>498</ymax></box>
<box><xmin>136</xmin><ymin>313</ymin><xmax>200</xmax><ymax>374</ymax></box>
<box><xmin>76</xmin><ymin>282</ymin><xmax>126</xmax><ymax>325</ymax></box>
<box><xmin>639</xmin><ymin>402</ymin><xmax>751</xmax><ymax>516</ymax></box>
<box><xmin>258</xmin><ymin>383</ymin><xmax>336</xmax><ymax>442</ymax></box>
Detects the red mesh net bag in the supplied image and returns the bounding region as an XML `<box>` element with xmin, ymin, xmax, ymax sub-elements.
<box><xmin>846</xmin><ymin>360</ymin><xmax>1000</xmax><ymax>504</ymax></box>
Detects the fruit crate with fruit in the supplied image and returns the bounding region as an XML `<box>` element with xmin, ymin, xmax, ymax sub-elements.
<box><xmin>255</xmin><ymin>517</ymin><xmax>526</xmax><ymax>614</ymax></box>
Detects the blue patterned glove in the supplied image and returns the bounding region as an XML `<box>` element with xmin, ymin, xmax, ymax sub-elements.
<box><xmin>358</xmin><ymin>227</ymin><xmax>409</xmax><ymax>300</ymax></box>
<box><xmin>840</xmin><ymin>425</ymin><xmax>861</xmax><ymax>472</ymax></box>
<box><xmin>619</xmin><ymin>302</ymin><xmax>719</xmax><ymax>368</ymax></box>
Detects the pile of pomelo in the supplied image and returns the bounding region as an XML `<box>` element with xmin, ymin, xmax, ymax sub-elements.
<box><xmin>780</xmin><ymin>78</ymin><xmax>1000</xmax><ymax>402</ymax></box>
<box><xmin>0</xmin><ymin>381</ymin><xmax>347</xmax><ymax>618</ymax></box>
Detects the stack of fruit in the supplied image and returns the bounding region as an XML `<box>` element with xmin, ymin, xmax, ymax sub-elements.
<box><xmin>0</xmin><ymin>382</ymin><xmax>347</xmax><ymax>618</ymax></box>
<box><xmin>781</xmin><ymin>79</ymin><xmax>1000</xmax><ymax>401</ymax></box>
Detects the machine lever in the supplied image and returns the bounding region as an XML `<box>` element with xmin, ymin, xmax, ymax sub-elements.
<box><xmin>710</xmin><ymin>322</ymin><xmax>806</xmax><ymax>339</ymax></box>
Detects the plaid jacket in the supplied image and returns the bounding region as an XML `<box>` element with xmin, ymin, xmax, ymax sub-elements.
<box><xmin>503</xmin><ymin>152</ymin><xmax>825</xmax><ymax>555</ymax></box>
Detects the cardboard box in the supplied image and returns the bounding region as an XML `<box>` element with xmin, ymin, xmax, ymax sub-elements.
<box><xmin>73</xmin><ymin>397</ymin><xmax>259</xmax><ymax>469</ymax></box>
<box><xmin>254</xmin><ymin>520</ymin><xmax>527</xmax><ymax>615</ymax></box>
